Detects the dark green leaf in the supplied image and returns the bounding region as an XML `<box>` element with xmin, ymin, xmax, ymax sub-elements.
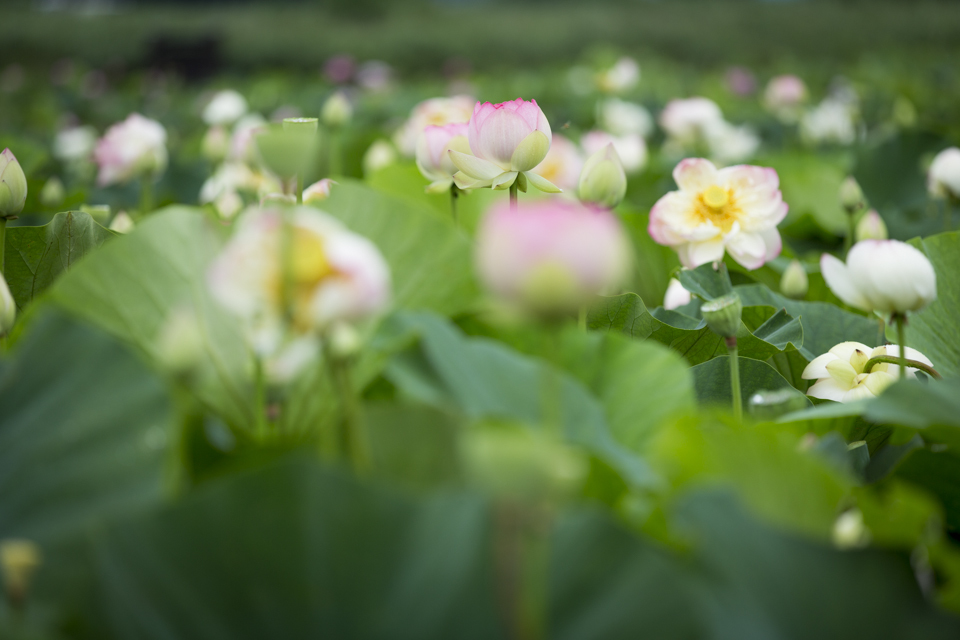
<box><xmin>691</xmin><ymin>355</ymin><xmax>812</xmax><ymax>409</ymax></box>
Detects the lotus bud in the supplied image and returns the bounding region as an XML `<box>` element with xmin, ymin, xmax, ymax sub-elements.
<box><xmin>839</xmin><ymin>176</ymin><xmax>864</xmax><ymax>214</ymax></box>
<box><xmin>780</xmin><ymin>260</ymin><xmax>808</xmax><ymax>299</ymax></box>
<box><xmin>578</xmin><ymin>143</ymin><xmax>627</xmax><ymax>209</ymax></box>
<box><xmin>303</xmin><ymin>178</ymin><xmax>336</xmax><ymax>204</ymax></box>
<box><xmin>326</xmin><ymin>321</ymin><xmax>361</xmax><ymax>360</ymax></box>
<box><xmin>363</xmin><ymin>139</ymin><xmax>397</xmax><ymax>175</ymax></box>
<box><xmin>855</xmin><ymin>209</ymin><xmax>887</xmax><ymax>241</ymax></box>
<box><xmin>154</xmin><ymin>306</ymin><xmax>205</xmax><ymax>374</ymax></box>
<box><xmin>322</xmin><ymin>91</ymin><xmax>353</xmax><ymax>128</ymax></box>
<box><xmin>0</xmin><ymin>273</ymin><xmax>15</xmax><ymax>336</ymax></box>
<box><xmin>109</xmin><ymin>211</ymin><xmax>134</xmax><ymax>234</ymax></box>
<box><xmin>832</xmin><ymin>509</ymin><xmax>869</xmax><ymax>549</ymax></box>
<box><xmin>40</xmin><ymin>176</ymin><xmax>65</xmax><ymax>209</ymax></box>
<box><xmin>201</xmin><ymin>126</ymin><xmax>229</xmax><ymax>162</ymax></box>
<box><xmin>0</xmin><ymin>149</ymin><xmax>27</xmax><ymax>218</ymax></box>
<box><xmin>80</xmin><ymin>204</ymin><xmax>111</xmax><ymax>223</ymax></box>
<box><xmin>202</xmin><ymin>89</ymin><xmax>248</xmax><ymax>126</ymax></box>
<box><xmin>927</xmin><ymin>147</ymin><xmax>960</xmax><ymax>200</ymax></box>
<box><xmin>0</xmin><ymin>539</ymin><xmax>41</xmax><ymax>608</ymax></box>
<box><xmin>701</xmin><ymin>293</ymin><xmax>742</xmax><ymax>339</ymax></box>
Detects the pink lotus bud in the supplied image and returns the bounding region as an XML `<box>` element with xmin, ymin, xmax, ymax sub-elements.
<box><xmin>416</xmin><ymin>123</ymin><xmax>471</xmax><ymax>193</ymax></box>
<box><xmin>763</xmin><ymin>75</ymin><xmax>808</xmax><ymax>114</ymax></box>
<box><xmin>928</xmin><ymin>147</ymin><xmax>960</xmax><ymax>199</ymax></box>
<box><xmin>855</xmin><ymin>209</ymin><xmax>888</xmax><ymax>241</ymax></box>
<box><xmin>475</xmin><ymin>199</ymin><xmax>631</xmax><ymax>316</ymax></box>
<box><xmin>0</xmin><ymin>148</ymin><xmax>27</xmax><ymax>217</ymax></box>
<box><xmin>93</xmin><ymin>114</ymin><xmax>167</xmax><ymax>187</ymax></box>
<box><xmin>466</xmin><ymin>98</ymin><xmax>551</xmax><ymax>172</ymax></box>
<box><xmin>821</xmin><ymin>240</ymin><xmax>937</xmax><ymax>315</ymax></box>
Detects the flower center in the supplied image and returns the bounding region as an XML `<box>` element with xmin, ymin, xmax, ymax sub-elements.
<box><xmin>695</xmin><ymin>185</ymin><xmax>740</xmax><ymax>233</ymax></box>
<box><xmin>702</xmin><ymin>185</ymin><xmax>729</xmax><ymax>209</ymax></box>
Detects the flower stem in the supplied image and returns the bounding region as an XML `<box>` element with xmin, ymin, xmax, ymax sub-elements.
<box><xmin>510</xmin><ymin>181</ymin><xmax>518</xmax><ymax>211</ymax></box>
<box><xmin>844</xmin><ymin>211</ymin><xmax>856</xmax><ymax>256</ymax></box>
<box><xmin>863</xmin><ymin>354</ymin><xmax>940</xmax><ymax>379</ymax></box>
<box><xmin>139</xmin><ymin>176</ymin><xmax>154</xmax><ymax>218</ymax></box>
<box><xmin>0</xmin><ymin>217</ymin><xmax>7</xmax><ymax>275</ymax></box>
<box><xmin>325</xmin><ymin>346</ymin><xmax>370</xmax><ymax>474</ymax></box>
<box><xmin>895</xmin><ymin>313</ymin><xmax>908</xmax><ymax>380</ymax></box>
<box><xmin>726</xmin><ymin>336</ymin><xmax>742</xmax><ymax>421</ymax></box>
<box><xmin>253</xmin><ymin>355</ymin><xmax>267</xmax><ymax>439</ymax></box>
<box><xmin>450</xmin><ymin>185</ymin><xmax>459</xmax><ymax>227</ymax></box>
<box><xmin>296</xmin><ymin>173</ymin><xmax>303</xmax><ymax>204</ymax></box>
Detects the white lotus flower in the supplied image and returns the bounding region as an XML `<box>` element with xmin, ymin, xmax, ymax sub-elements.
<box><xmin>581</xmin><ymin>130</ymin><xmax>647</xmax><ymax>175</ymax></box>
<box><xmin>596</xmin><ymin>57</ymin><xmax>640</xmax><ymax>94</ymax></box>
<box><xmin>663</xmin><ymin>278</ymin><xmax>692</xmax><ymax>310</ymax></box>
<box><xmin>53</xmin><ymin>125</ymin><xmax>97</xmax><ymax>163</ymax></box>
<box><xmin>927</xmin><ymin>147</ymin><xmax>960</xmax><ymax>199</ymax></box>
<box><xmin>363</xmin><ymin>139</ymin><xmax>397</xmax><ymax>175</ymax></box>
<box><xmin>649</xmin><ymin>158</ymin><xmax>787</xmax><ymax>269</ymax></box>
<box><xmin>820</xmin><ymin>240</ymin><xmax>937</xmax><ymax>314</ymax></box>
<box><xmin>800</xmin><ymin>99</ymin><xmax>856</xmax><ymax>146</ymax></box>
<box><xmin>705</xmin><ymin>121</ymin><xmax>761</xmax><ymax>164</ymax></box>
<box><xmin>597</xmin><ymin>98</ymin><xmax>653</xmax><ymax>137</ymax></box>
<box><xmin>203</xmin><ymin>90</ymin><xmax>248</xmax><ymax>126</ymax></box>
<box><xmin>659</xmin><ymin>97</ymin><xmax>725</xmax><ymax>146</ymax></box>
<box><xmin>802</xmin><ymin>341</ymin><xmax>934</xmax><ymax>403</ymax></box>
<box><xmin>763</xmin><ymin>75</ymin><xmax>807</xmax><ymax>122</ymax></box>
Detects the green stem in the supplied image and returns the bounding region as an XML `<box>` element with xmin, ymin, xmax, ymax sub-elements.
<box><xmin>139</xmin><ymin>176</ymin><xmax>154</xmax><ymax>218</ymax></box>
<box><xmin>0</xmin><ymin>217</ymin><xmax>6</xmax><ymax>275</ymax></box>
<box><xmin>253</xmin><ymin>355</ymin><xmax>267</xmax><ymax>439</ymax></box>
<box><xmin>450</xmin><ymin>185</ymin><xmax>459</xmax><ymax>227</ymax></box>
<box><xmin>296</xmin><ymin>173</ymin><xmax>303</xmax><ymax>204</ymax></box>
<box><xmin>895</xmin><ymin>313</ymin><xmax>908</xmax><ymax>380</ymax></box>
<box><xmin>510</xmin><ymin>181</ymin><xmax>518</xmax><ymax>211</ymax></box>
<box><xmin>325</xmin><ymin>347</ymin><xmax>369</xmax><ymax>473</ymax></box>
<box><xmin>726</xmin><ymin>337</ymin><xmax>742</xmax><ymax>422</ymax></box>
<box><xmin>863</xmin><ymin>354</ymin><xmax>940</xmax><ymax>379</ymax></box>
<box><xmin>844</xmin><ymin>211</ymin><xmax>856</xmax><ymax>255</ymax></box>
<box><xmin>329</xmin><ymin>127</ymin><xmax>341</xmax><ymax>176</ymax></box>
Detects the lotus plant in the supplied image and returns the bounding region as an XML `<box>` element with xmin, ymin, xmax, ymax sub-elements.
<box><xmin>803</xmin><ymin>342</ymin><xmax>937</xmax><ymax>403</ymax></box>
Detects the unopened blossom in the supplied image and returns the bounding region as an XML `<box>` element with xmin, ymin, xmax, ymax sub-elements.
<box><xmin>855</xmin><ymin>209</ymin><xmax>888</xmax><ymax>242</ymax></box>
<box><xmin>0</xmin><ymin>149</ymin><xmax>27</xmax><ymax>217</ymax></box>
<box><xmin>659</xmin><ymin>97</ymin><xmax>725</xmax><ymax>147</ymax></box>
<box><xmin>208</xmin><ymin>207</ymin><xmax>391</xmax><ymax>351</ymax></box>
<box><xmin>800</xmin><ymin>99</ymin><xmax>856</xmax><ymax>146</ymax></box>
<box><xmin>199</xmin><ymin>162</ymin><xmax>258</xmax><ymax>209</ymax></box>
<box><xmin>578</xmin><ymin>144</ymin><xmax>627</xmax><ymax>209</ymax></box>
<box><xmin>53</xmin><ymin>125</ymin><xmax>97</xmax><ymax>163</ymax></box>
<box><xmin>201</xmin><ymin>126</ymin><xmax>230</xmax><ymax>162</ymax></box>
<box><xmin>416</xmin><ymin>123</ymin><xmax>471</xmax><ymax>193</ymax></box>
<box><xmin>322</xmin><ymin>91</ymin><xmax>353</xmax><ymax>128</ymax></box>
<box><xmin>202</xmin><ymin>89</ymin><xmax>248</xmax><ymax>126</ymax></box>
<box><xmin>363</xmin><ymin>140</ymin><xmax>397</xmax><ymax>175</ymax></box>
<box><xmin>821</xmin><ymin>240</ymin><xmax>936</xmax><ymax>315</ymax></box>
<box><xmin>663</xmin><ymin>278</ymin><xmax>692</xmax><ymax>310</ymax></box>
<box><xmin>229</xmin><ymin>114</ymin><xmax>267</xmax><ymax>163</ymax></box>
<box><xmin>763</xmin><ymin>75</ymin><xmax>807</xmax><ymax>121</ymax></box>
<box><xmin>802</xmin><ymin>341</ymin><xmax>934</xmax><ymax>403</ymax></box>
<box><xmin>649</xmin><ymin>158</ymin><xmax>787</xmax><ymax>269</ymax></box>
<box><xmin>393</xmin><ymin>95</ymin><xmax>474</xmax><ymax>156</ymax></box>
<box><xmin>927</xmin><ymin>147</ymin><xmax>960</xmax><ymax>199</ymax></box>
<box><xmin>94</xmin><ymin>114</ymin><xmax>167</xmax><ymax>187</ymax></box>
<box><xmin>303</xmin><ymin>178</ymin><xmax>336</xmax><ymax>204</ymax></box>
<box><xmin>109</xmin><ymin>212</ymin><xmax>134</xmax><ymax>234</ymax></box>
<box><xmin>0</xmin><ymin>272</ymin><xmax>15</xmax><ymax>336</ymax></box>
<box><xmin>475</xmin><ymin>200</ymin><xmax>631</xmax><ymax>315</ymax></box>
<box><xmin>532</xmin><ymin>134</ymin><xmax>584</xmax><ymax>193</ymax></box>
<box><xmin>596</xmin><ymin>57</ymin><xmax>640</xmax><ymax>94</ymax></box>
<box><xmin>581</xmin><ymin>130</ymin><xmax>647</xmax><ymax>175</ymax></box>
<box><xmin>597</xmin><ymin>98</ymin><xmax>653</xmax><ymax>137</ymax></box>
<box><xmin>451</xmin><ymin>98</ymin><xmax>560</xmax><ymax>193</ymax></box>
<box><xmin>780</xmin><ymin>259</ymin><xmax>808</xmax><ymax>299</ymax></box>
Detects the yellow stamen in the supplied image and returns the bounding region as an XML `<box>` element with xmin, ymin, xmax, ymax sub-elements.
<box><xmin>702</xmin><ymin>185</ymin><xmax>729</xmax><ymax>209</ymax></box>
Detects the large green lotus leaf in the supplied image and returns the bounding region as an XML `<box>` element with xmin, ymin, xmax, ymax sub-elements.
<box><xmin>619</xmin><ymin>207</ymin><xmax>682</xmax><ymax>310</ymax></box>
<box><xmin>894</xmin><ymin>449</ymin><xmax>960</xmax><ymax>535</ymax></box>
<box><xmin>0</xmin><ymin>309</ymin><xmax>173</xmax><ymax>623</ymax></box>
<box><xmin>897</xmin><ymin>231</ymin><xmax>960</xmax><ymax>377</ymax></box>
<box><xmin>44</xmin><ymin>206</ymin><xmax>255</xmax><ymax>430</ymax></box>
<box><xmin>588</xmin><ymin>292</ymin><xmax>802</xmax><ymax>366</ymax></box>
<box><xmin>383</xmin><ymin>313</ymin><xmax>659</xmax><ymax>488</ymax></box>
<box><xmin>4</xmin><ymin>211</ymin><xmax>114</xmax><ymax>312</ymax></box>
<box><xmin>758</xmin><ymin>150</ymin><xmax>851</xmax><ymax>234</ymax></box>
<box><xmin>691</xmin><ymin>355</ymin><xmax>812</xmax><ymax>409</ymax></box>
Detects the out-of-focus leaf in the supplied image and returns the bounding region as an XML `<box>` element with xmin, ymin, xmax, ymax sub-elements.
<box><xmin>894</xmin><ymin>449</ymin><xmax>960</xmax><ymax>534</ymax></box>
<box><xmin>761</xmin><ymin>150</ymin><xmax>851</xmax><ymax>234</ymax></box>
<box><xmin>4</xmin><ymin>211</ymin><xmax>114</xmax><ymax>312</ymax></box>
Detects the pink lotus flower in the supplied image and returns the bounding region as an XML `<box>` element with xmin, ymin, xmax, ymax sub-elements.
<box><xmin>649</xmin><ymin>158</ymin><xmax>787</xmax><ymax>269</ymax></box>
<box><xmin>415</xmin><ymin>123</ymin><xmax>471</xmax><ymax>193</ymax></box>
<box><xmin>393</xmin><ymin>95</ymin><xmax>475</xmax><ymax>156</ymax></box>
<box><xmin>450</xmin><ymin>98</ymin><xmax>561</xmax><ymax>193</ymax></box>
<box><xmin>94</xmin><ymin>113</ymin><xmax>167</xmax><ymax>187</ymax></box>
<box><xmin>476</xmin><ymin>199</ymin><xmax>631</xmax><ymax>315</ymax></box>
<box><xmin>764</xmin><ymin>75</ymin><xmax>808</xmax><ymax>111</ymax></box>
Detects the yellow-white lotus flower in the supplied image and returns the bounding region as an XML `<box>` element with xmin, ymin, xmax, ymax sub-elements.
<box><xmin>802</xmin><ymin>342</ymin><xmax>934</xmax><ymax>403</ymax></box>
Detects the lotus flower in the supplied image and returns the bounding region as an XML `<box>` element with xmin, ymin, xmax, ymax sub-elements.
<box><xmin>649</xmin><ymin>158</ymin><xmax>787</xmax><ymax>269</ymax></box>
<box><xmin>802</xmin><ymin>342</ymin><xmax>934</xmax><ymax>403</ymax></box>
<box><xmin>203</xmin><ymin>90</ymin><xmax>248</xmax><ymax>126</ymax></box>
<box><xmin>928</xmin><ymin>147</ymin><xmax>960</xmax><ymax>199</ymax></box>
<box><xmin>393</xmin><ymin>95</ymin><xmax>475</xmax><ymax>156</ymax></box>
<box><xmin>415</xmin><ymin>123</ymin><xmax>471</xmax><ymax>193</ymax></box>
<box><xmin>94</xmin><ymin>114</ymin><xmax>167</xmax><ymax>187</ymax></box>
<box><xmin>820</xmin><ymin>240</ymin><xmax>937</xmax><ymax>314</ymax></box>
<box><xmin>450</xmin><ymin>98</ymin><xmax>561</xmax><ymax>193</ymax></box>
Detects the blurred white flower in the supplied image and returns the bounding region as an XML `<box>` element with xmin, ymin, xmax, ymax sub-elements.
<box><xmin>53</xmin><ymin>125</ymin><xmax>97</xmax><ymax>163</ymax></box>
<box><xmin>200</xmin><ymin>163</ymin><xmax>257</xmax><ymax>204</ymax></box>
<box><xmin>581</xmin><ymin>130</ymin><xmax>647</xmax><ymax>175</ymax></box>
<box><xmin>821</xmin><ymin>240</ymin><xmax>937</xmax><ymax>315</ymax></box>
<box><xmin>322</xmin><ymin>91</ymin><xmax>353</xmax><ymax>128</ymax></box>
<box><xmin>0</xmin><ymin>271</ymin><xmax>15</xmax><ymax>337</ymax></box>
<box><xmin>363</xmin><ymin>139</ymin><xmax>397</xmax><ymax>175</ymax></box>
<box><xmin>154</xmin><ymin>305</ymin><xmax>205</xmax><ymax>374</ymax></box>
<box><xmin>704</xmin><ymin>121</ymin><xmax>761</xmax><ymax>164</ymax></box>
<box><xmin>597</xmin><ymin>98</ymin><xmax>653</xmax><ymax>137</ymax></box>
<box><xmin>202</xmin><ymin>89</ymin><xmax>248</xmax><ymax>126</ymax></box>
<box><xmin>393</xmin><ymin>95</ymin><xmax>475</xmax><ymax>156</ymax></box>
<box><xmin>201</xmin><ymin>126</ymin><xmax>230</xmax><ymax>162</ymax></box>
<box><xmin>763</xmin><ymin>75</ymin><xmax>808</xmax><ymax>122</ymax></box>
<box><xmin>927</xmin><ymin>147</ymin><xmax>960</xmax><ymax>199</ymax></box>
<box><xmin>533</xmin><ymin>134</ymin><xmax>584</xmax><ymax>193</ymax></box>
<box><xmin>94</xmin><ymin>114</ymin><xmax>167</xmax><ymax>187</ymax></box>
<box><xmin>596</xmin><ymin>57</ymin><xmax>640</xmax><ymax>94</ymax></box>
<box><xmin>649</xmin><ymin>158</ymin><xmax>787</xmax><ymax>269</ymax></box>
<box><xmin>663</xmin><ymin>278</ymin><xmax>692</xmax><ymax>310</ymax></box>
<box><xmin>229</xmin><ymin>114</ymin><xmax>267</xmax><ymax>163</ymax></box>
<box><xmin>802</xmin><ymin>341</ymin><xmax>933</xmax><ymax>403</ymax></box>
<box><xmin>659</xmin><ymin>97</ymin><xmax>725</xmax><ymax>146</ymax></box>
<box><xmin>108</xmin><ymin>212</ymin><xmax>134</xmax><ymax>234</ymax></box>
<box><xmin>800</xmin><ymin>99</ymin><xmax>857</xmax><ymax>146</ymax></box>
<box><xmin>833</xmin><ymin>510</ymin><xmax>869</xmax><ymax>549</ymax></box>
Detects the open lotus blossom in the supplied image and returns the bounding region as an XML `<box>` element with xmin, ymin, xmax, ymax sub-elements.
<box><xmin>821</xmin><ymin>240</ymin><xmax>937</xmax><ymax>314</ymax></box>
<box><xmin>202</xmin><ymin>89</ymin><xmax>248</xmax><ymax>126</ymax></box>
<box><xmin>450</xmin><ymin>98</ymin><xmax>561</xmax><ymax>193</ymax></box>
<box><xmin>659</xmin><ymin>97</ymin><xmax>725</xmax><ymax>146</ymax></box>
<box><xmin>581</xmin><ymin>130</ymin><xmax>647</xmax><ymax>175</ymax></box>
<box><xmin>475</xmin><ymin>199</ymin><xmax>631</xmax><ymax>315</ymax></box>
<box><xmin>649</xmin><ymin>158</ymin><xmax>787</xmax><ymax>269</ymax></box>
<box><xmin>393</xmin><ymin>95</ymin><xmax>475</xmax><ymax>156</ymax></box>
<box><xmin>927</xmin><ymin>147</ymin><xmax>960</xmax><ymax>199</ymax></box>
<box><xmin>532</xmin><ymin>134</ymin><xmax>584</xmax><ymax>193</ymax></box>
<box><xmin>94</xmin><ymin>113</ymin><xmax>168</xmax><ymax>187</ymax></box>
<box><xmin>208</xmin><ymin>207</ymin><xmax>391</xmax><ymax>355</ymax></box>
<box><xmin>802</xmin><ymin>342</ymin><xmax>934</xmax><ymax>403</ymax></box>
<box><xmin>415</xmin><ymin>123</ymin><xmax>471</xmax><ymax>193</ymax></box>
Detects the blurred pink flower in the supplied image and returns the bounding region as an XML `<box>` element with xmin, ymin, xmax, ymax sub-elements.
<box><xmin>393</xmin><ymin>95</ymin><xmax>475</xmax><ymax>156</ymax></box>
<box><xmin>416</xmin><ymin>122</ymin><xmax>471</xmax><ymax>193</ymax></box>
<box><xmin>725</xmin><ymin>67</ymin><xmax>757</xmax><ymax>97</ymax></box>
<box><xmin>94</xmin><ymin>113</ymin><xmax>167</xmax><ymax>187</ymax></box>
<box><xmin>649</xmin><ymin>158</ymin><xmax>787</xmax><ymax>270</ymax></box>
